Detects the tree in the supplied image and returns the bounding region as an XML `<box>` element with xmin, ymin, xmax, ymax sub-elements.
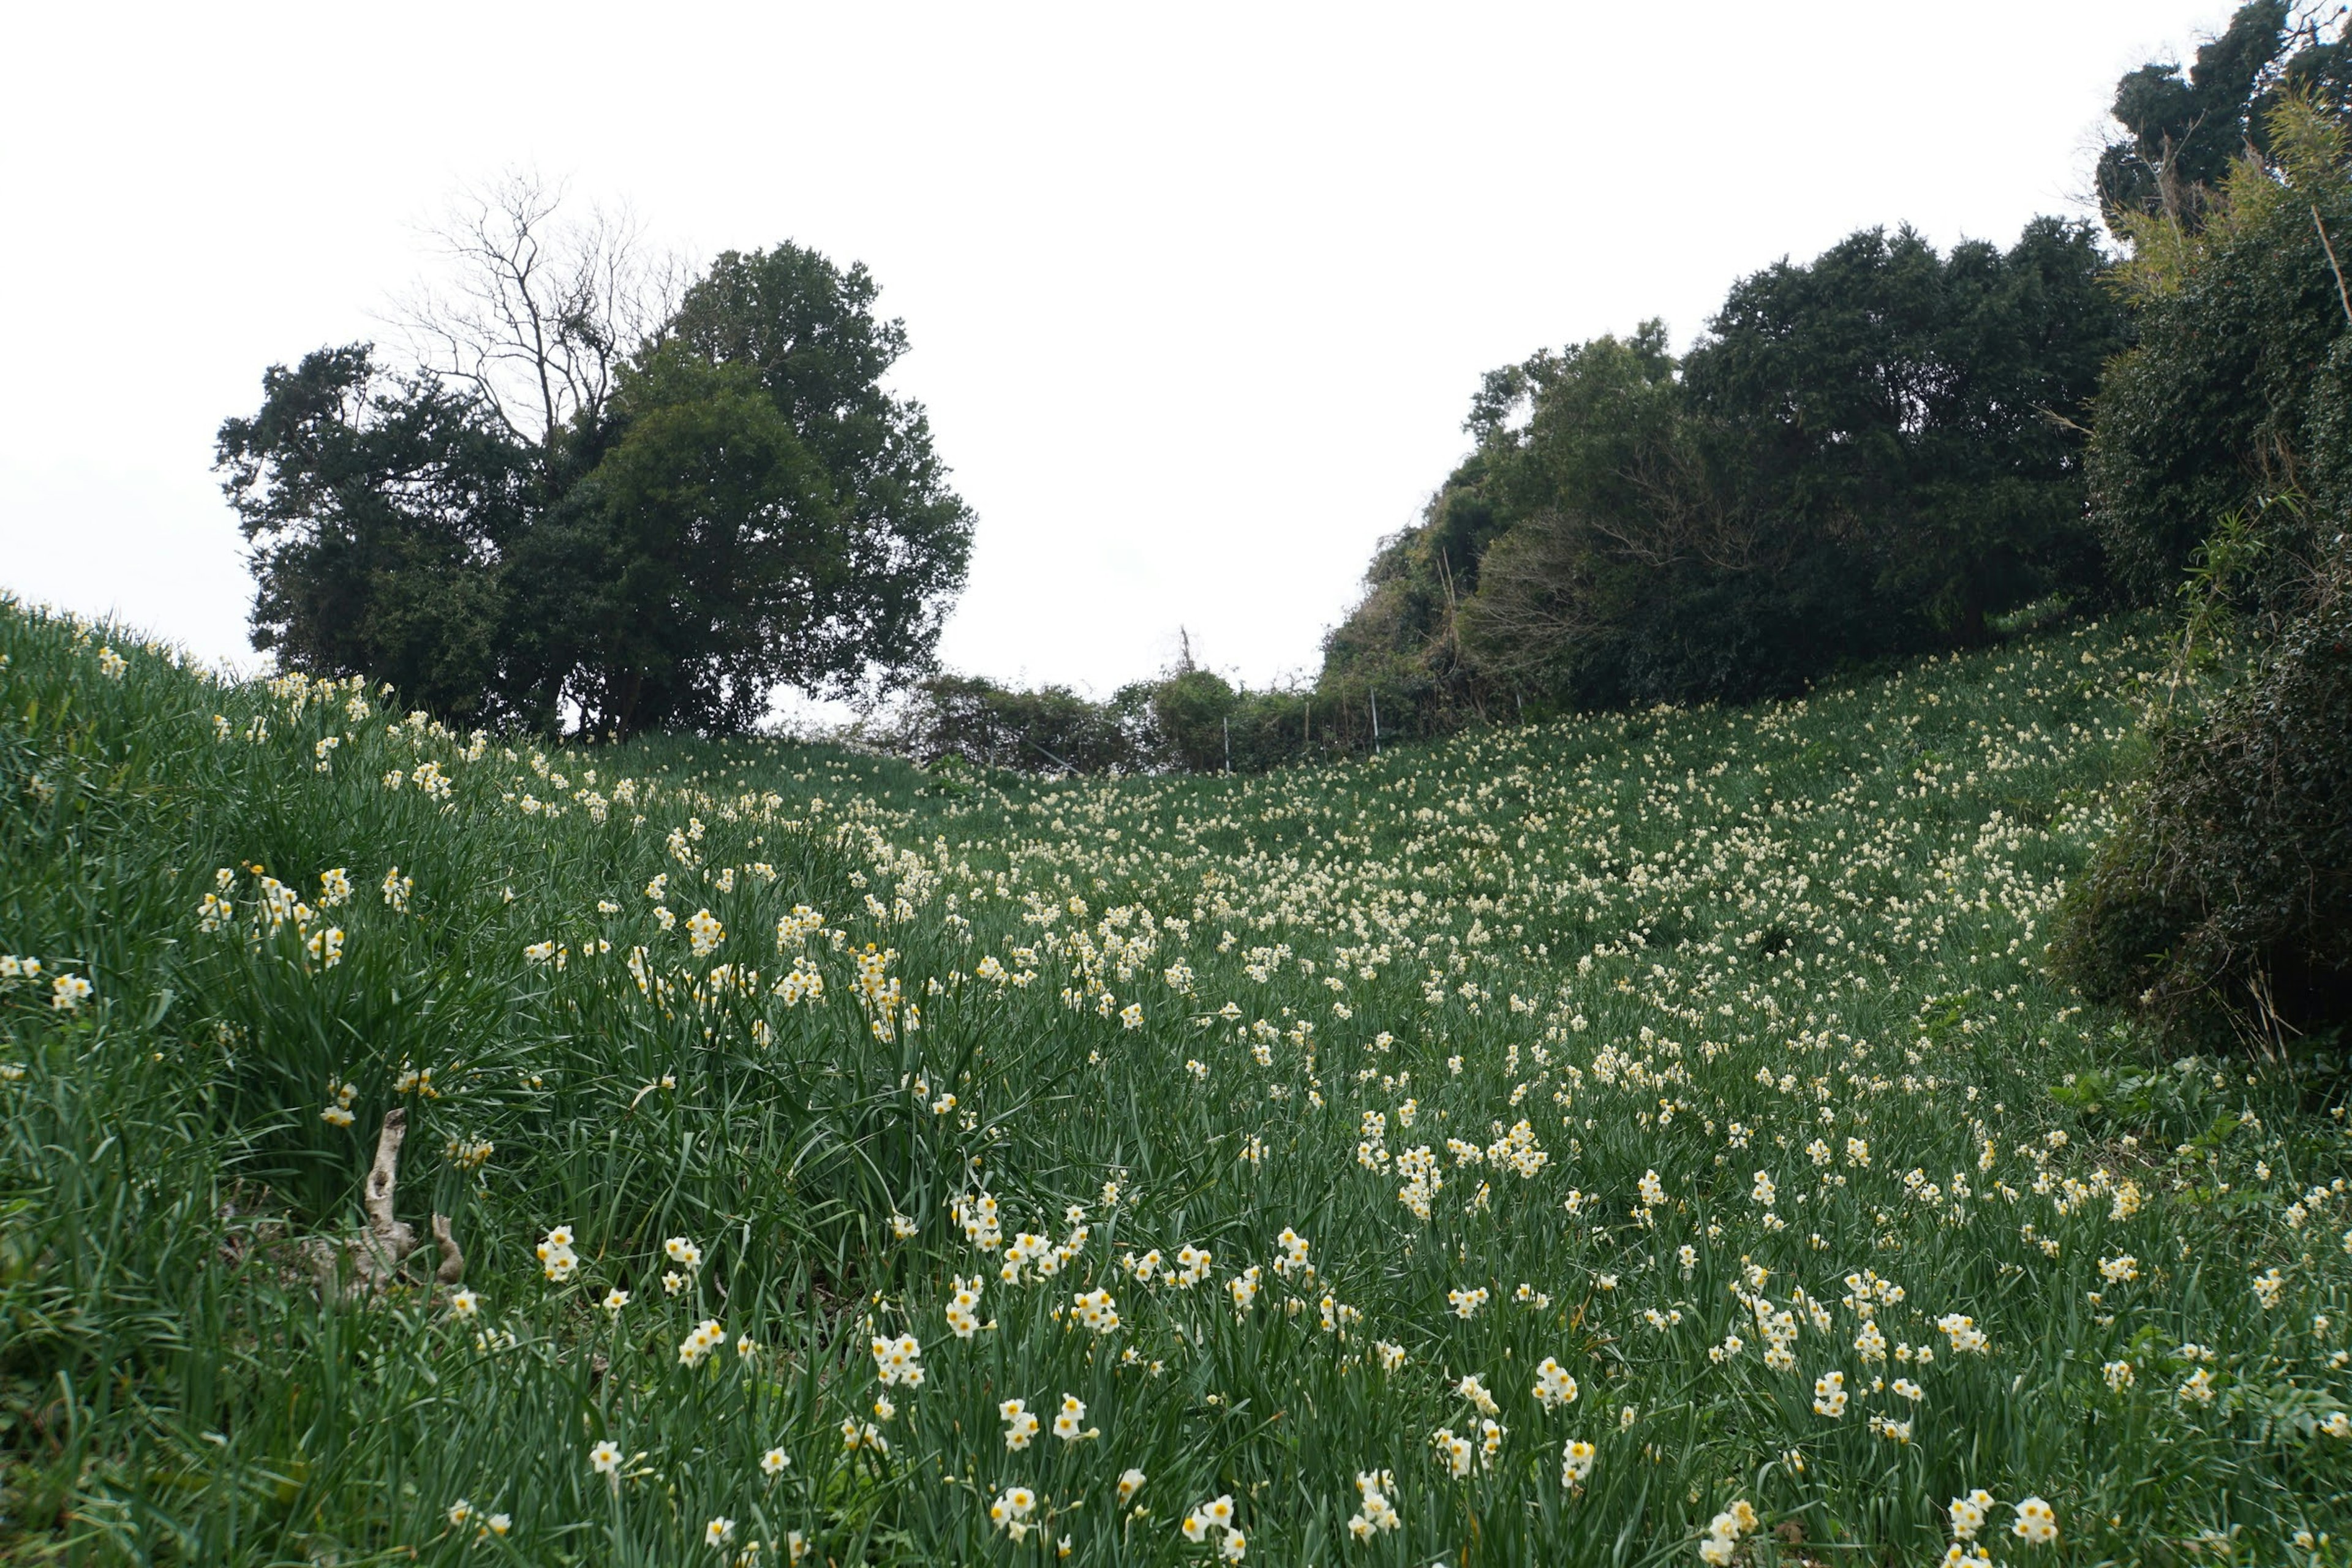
<box><xmin>395</xmin><ymin>172</ymin><xmax>680</xmax><ymax>484</ymax></box>
<box><xmin>1687</xmin><ymin>219</ymin><xmax>2125</xmax><ymax>641</ymax></box>
<box><xmin>2090</xmin><ymin>19</ymin><xmax>2352</xmax><ymax>605</ymax></box>
<box><xmin>522</xmin><ymin>349</ymin><xmax>842</xmax><ymax>736</ymax></box>
<box><xmin>884</xmin><ymin>673</ymin><xmax>1155</xmax><ymax>774</ymax></box>
<box><xmin>2055</xmin><ymin>94</ymin><xmax>2352</xmax><ymax>1049</ymax></box>
<box><xmin>214</xmin><ymin>345</ymin><xmax>531</xmax><ymax>723</ymax></box>
<box><xmin>221</xmin><ymin>208</ymin><xmax>973</xmax><ymax>736</ymax></box>
<box><xmin>2095</xmin><ymin>2</ymin><xmax>2352</xmax><ymax>235</ymax></box>
<box><xmin>511</xmin><ymin>244</ymin><xmax>975</xmax><ymax>735</ymax></box>
<box><xmin>657</xmin><ymin>243</ymin><xmax>976</xmax><ymax>699</ymax></box>
<box><xmin>1325</xmin><ymin>218</ymin><xmax>2122</xmax><ymax>721</ymax></box>
<box><xmin>1451</xmin><ymin>326</ymin><xmax>1805</xmax><ymax>707</ymax></box>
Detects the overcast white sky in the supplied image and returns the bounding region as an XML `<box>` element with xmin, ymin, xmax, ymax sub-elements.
<box><xmin>0</xmin><ymin>2</ymin><xmax>2239</xmax><ymax>701</ymax></box>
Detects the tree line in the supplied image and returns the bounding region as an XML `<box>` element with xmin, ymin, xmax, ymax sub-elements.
<box><xmin>881</xmin><ymin>205</ymin><xmax>2133</xmax><ymax>768</ymax></box>
<box><xmin>226</xmin><ymin>12</ymin><xmax>2351</xmax><ymax>761</ymax></box>
<box><xmin>903</xmin><ymin>4</ymin><xmax>2352</xmax><ymax>784</ymax></box>
<box><xmin>869</xmin><ymin>643</ymin><xmax>1401</xmax><ymax>780</ymax></box>
<box><xmin>2047</xmin><ymin>6</ymin><xmax>2352</xmax><ymax>1052</ymax></box>
<box><xmin>877</xmin><ymin>2</ymin><xmax>2352</xmax><ymax>1054</ymax></box>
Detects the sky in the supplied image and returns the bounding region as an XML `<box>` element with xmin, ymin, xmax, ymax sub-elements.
<box><xmin>0</xmin><ymin>1</ymin><xmax>2243</xmax><ymax>704</ymax></box>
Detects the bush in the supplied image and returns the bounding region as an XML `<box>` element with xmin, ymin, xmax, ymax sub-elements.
<box><xmin>2051</xmin><ymin>535</ymin><xmax>2352</xmax><ymax>1042</ymax></box>
<box><xmin>873</xmin><ymin>664</ymin><xmax>1399</xmax><ymax>780</ymax></box>
<box><xmin>1146</xmin><ymin>668</ymin><xmax>1238</xmax><ymax>773</ymax></box>
<box><xmin>883</xmin><ymin>673</ymin><xmax>1153</xmax><ymax>774</ymax></box>
<box><xmin>2089</xmin><ymin>95</ymin><xmax>2352</xmax><ymax>607</ymax></box>
<box><xmin>2055</xmin><ymin>94</ymin><xmax>2352</xmax><ymax>1052</ymax></box>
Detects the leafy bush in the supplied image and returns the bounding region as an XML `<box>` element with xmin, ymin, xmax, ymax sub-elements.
<box><xmin>885</xmin><ymin>673</ymin><xmax>1155</xmax><ymax>774</ymax></box>
<box><xmin>2088</xmin><ymin>97</ymin><xmax>2352</xmax><ymax>607</ymax></box>
<box><xmin>1148</xmin><ymin>671</ymin><xmax>1355</xmax><ymax>774</ymax></box>
<box><xmin>2052</xmin><ymin>521</ymin><xmax>2352</xmax><ymax>1043</ymax></box>
<box><xmin>880</xmin><ymin>660</ymin><xmax>1392</xmax><ymax>781</ymax></box>
<box><xmin>2056</xmin><ymin>92</ymin><xmax>2352</xmax><ymax>1050</ymax></box>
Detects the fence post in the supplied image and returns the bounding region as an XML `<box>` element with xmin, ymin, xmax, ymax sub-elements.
<box><xmin>1370</xmin><ymin>690</ymin><xmax>1381</xmax><ymax>754</ymax></box>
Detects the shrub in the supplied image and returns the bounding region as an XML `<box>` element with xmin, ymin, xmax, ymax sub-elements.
<box><xmin>884</xmin><ymin>673</ymin><xmax>1153</xmax><ymax>774</ymax></box>
<box><xmin>2051</xmin><ymin>533</ymin><xmax>2352</xmax><ymax>1042</ymax></box>
<box><xmin>2089</xmin><ymin>94</ymin><xmax>2352</xmax><ymax>606</ymax></box>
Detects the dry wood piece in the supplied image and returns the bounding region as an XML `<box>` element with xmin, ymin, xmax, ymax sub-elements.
<box><xmin>304</xmin><ymin>1107</ymin><xmax>465</xmax><ymax>1299</ymax></box>
<box><xmin>430</xmin><ymin>1213</ymin><xmax>466</xmax><ymax>1285</ymax></box>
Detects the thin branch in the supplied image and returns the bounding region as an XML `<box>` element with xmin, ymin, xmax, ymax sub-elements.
<box><xmin>2030</xmin><ymin>402</ymin><xmax>2095</xmax><ymax>438</ymax></box>
<box><xmin>384</xmin><ymin>172</ymin><xmax>680</xmax><ymax>464</ymax></box>
<box><xmin>2313</xmin><ymin>205</ymin><xmax>2352</xmax><ymax>326</ymax></box>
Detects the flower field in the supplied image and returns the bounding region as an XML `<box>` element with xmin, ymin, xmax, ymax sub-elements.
<box><xmin>4</xmin><ymin>596</ymin><xmax>2350</xmax><ymax>1564</ymax></box>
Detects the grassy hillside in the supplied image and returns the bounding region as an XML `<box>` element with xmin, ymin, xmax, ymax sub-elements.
<box><xmin>3</xmin><ymin>595</ymin><xmax>2348</xmax><ymax>1564</ymax></box>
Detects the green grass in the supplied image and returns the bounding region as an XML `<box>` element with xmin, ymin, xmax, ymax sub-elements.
<box><xmin>1</xmin><ymin>596</ymin><xmax>2347</xmax><ymax>1566</ymax></box>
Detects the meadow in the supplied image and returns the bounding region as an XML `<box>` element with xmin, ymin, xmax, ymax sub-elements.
<box><xmin>3</xmin><ymin>595</ymin><xmax>2349</xmax><ymax>1566</ymax></box>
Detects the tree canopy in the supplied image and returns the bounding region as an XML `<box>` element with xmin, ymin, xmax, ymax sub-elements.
<box><xmin>1319</xmin><ymin>217</ymin><xmax>2125</xmax><ymax>719</ymax></box>
<box><xmin>2096</xmin><ymin>1</ymin><xmax>2352</xmax><ymax>233</ymax></box>
<box><xmin>215</xmin><ymin>346</ymin><xmax>531</xmax><ymax>725</ymax></box>
<box><xmin>219</xmin><ymin>211</ymin><xmax>972</xmax><ymax>737</ymax></box>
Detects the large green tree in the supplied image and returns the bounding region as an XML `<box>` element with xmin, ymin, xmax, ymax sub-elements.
<box><xmin>645</xmin><ymin>245</ymin><xmax>978</xmax><ymax>714</ymax></box>
<box><xmin>220</xmin><ymin>218</ymin><xmax>973</xmax><ymax>737</ymax></box>
<box><xmin>517</xmin><ymin>349</ymin><xmax>844</xmax><ymax>736</ymax></box>
<box><xmin>214</xmin><ymin>346</ymin><xmax>530</xmax><ymax>723</ymax></box>
<box><xmin>1687</xmin><ymin>218</ymin><xmax>2125</xmax><ymax>641</ymax></box>
<box><xmin>2096</xmin><ymin>1</ymin><xmax>2352</xmax><ymax>235</ymax></box>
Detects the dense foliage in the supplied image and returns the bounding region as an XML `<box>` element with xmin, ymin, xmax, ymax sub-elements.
<box><xmin>2052</xmin><ymin>526</ymin><xmax>2351</xmax><ymax>1042</ymax></box>
<box><xmin>878</xmin><ymin>665</ymin><xmax>1400</xmax><ymax>781</ymax></box>
<box><xmin>213</xmin><ymin>347</ymin><xmax>533</xmax><ymax>723</ymax></box>
<box><xmin>885</xmin><ymin>673</ymin><xmax>1158</xmax><ymax>775</ymax></box>
<box><xmin>10</xmin><ymin>600</ymin><xmax>2352</xmax><ymax>1565</ymax></box>
<box><xmin>2087</xmin><ymin>92</ymin><xmax>2352</xmax><ymax>606</ymax></box>
<box><xmin>2095</xmin><ymin>0</ymin><xmax>2352</xmax><ymax>235</ymax></box>
<box><xmin>1316</xmin><ymin>221</ymin><xmax>2125</xmax><ymax>722</ymax></box>
<box><xmin>944</xmin><ymin>217</ymin><xmax>2124</xmax><ymax>785</ymax></box>
<box><xmin>2054</xmin><ymin>89</ymin><xmax>2352</xmax><ymax>1049</ymax></box>
<box><xmin>219</xmin><ymin>243</ymin><xmax>973</xmax><ymax>737</ymax></box>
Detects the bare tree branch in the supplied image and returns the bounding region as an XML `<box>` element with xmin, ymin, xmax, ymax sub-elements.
<box><xmin>386</xmin><ymin>171</ymin><xmax>684</xmax><ymax>469</ymax></box>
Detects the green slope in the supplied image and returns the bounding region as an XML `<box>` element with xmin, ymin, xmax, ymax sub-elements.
<box><xmin>2</xmin><ymin>597</ymin><xmax>2346</xmax><ymax>1564</ymax></box>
